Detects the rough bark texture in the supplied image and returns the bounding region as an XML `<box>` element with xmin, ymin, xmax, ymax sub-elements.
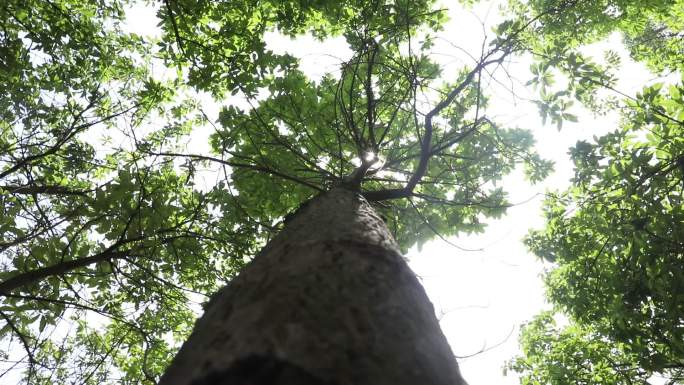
<box><xmin>159</xmin><ymin>187</ymin><xmax>467</xmax><ymax>385</ymax></box>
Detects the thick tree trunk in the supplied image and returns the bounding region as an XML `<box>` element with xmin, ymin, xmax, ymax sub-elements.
<box><xmin>159</xmin><ymin>187</ymin><xmax>467</xmax><ymax>385</ymax></box>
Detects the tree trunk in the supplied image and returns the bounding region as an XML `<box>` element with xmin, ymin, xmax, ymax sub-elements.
<box><xmin>159</xmin><ymin>187</ymin><xmax>467</xmax><ymax>385</ymax></box>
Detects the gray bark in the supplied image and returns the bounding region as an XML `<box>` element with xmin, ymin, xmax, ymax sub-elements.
<box><xmin>159</xmin><ymin>187</ymin><xmax>467</xmax><ymax>385</ymax></box>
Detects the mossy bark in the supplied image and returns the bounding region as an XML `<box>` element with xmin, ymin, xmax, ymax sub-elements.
<box><xmin>160</xmin><ymin>187</ymin><xmax>467</xmax><ymax>385</ymax></box>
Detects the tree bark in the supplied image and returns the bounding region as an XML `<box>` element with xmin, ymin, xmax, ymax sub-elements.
<box><xmin>159</xmin><ymin>187</ymin><xmax>467</xmax><ymax>385</ymax></box>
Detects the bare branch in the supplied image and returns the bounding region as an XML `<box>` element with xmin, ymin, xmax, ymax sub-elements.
<box><xmin>151</xmin><ymin>151</ymin><xmax>324</xmax><ymax>192</ymax></box>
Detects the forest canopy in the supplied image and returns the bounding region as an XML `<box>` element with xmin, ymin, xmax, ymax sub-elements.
<box><xmin>0</xmin><ymin>0</ymin><xmax>682</xmax><ymax>384</ymax></box>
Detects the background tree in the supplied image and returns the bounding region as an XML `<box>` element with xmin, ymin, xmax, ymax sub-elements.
<box><xmin>504</xmin><ymin>0</ymin><xmax>684</xmax><ymax>383</ymax></box>
<box><xmin>0</xmin><ymin>0</ymin><xmax>267</xmax><ymax>382</ymax></box>
<box><xmin>507</xmin><ymin>312</ymin><xmax>654</xmax><ymax>385</ymax></box>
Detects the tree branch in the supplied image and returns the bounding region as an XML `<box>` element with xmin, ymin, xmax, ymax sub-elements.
<box><xmin>150</xmin><ymin>151</ymin><xmax>324</xmax><ymax>192</ymax></box>
<box><xmin>363</xmin><ymin>54</ymin><xmax>508</xmax><ymax>202</ymax></box>
<box><xmin>0</xmin><ymin>184</ymin><xmax>89</xmax><ymax>196</ymax></box>
<box><xmin>0</xmin><ymin>248</ymin><xmax>129</xmax><ymax>295</ymax></box>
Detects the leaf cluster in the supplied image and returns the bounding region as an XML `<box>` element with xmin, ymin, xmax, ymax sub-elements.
<box><xmin>503</xmin><ymin>0</ymin><xmax>684</xmax><ymax>383</ymax></box>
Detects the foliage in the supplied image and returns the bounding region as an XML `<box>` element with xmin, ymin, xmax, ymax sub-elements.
<box><xmin>0</xmin><ymin>0</ymin><xmax>264</xmax><ymax>382</ymax></box>
<box><xmin>504</xmin><ymin>0</ymin><xmax>684</xmax><ymax>383</ymax></box>
<box><xmin>0</xmin><ymin>0</ymin><xmax>555</xmax><ymax>383</ymax></box>
<box><xmin>516</xmin><ymin>78</ymin><xmax>684</xmax><ymax>382</ymax></box>
<box><xmin>506</xmin><ymin>312</ymin><xmax>653</xmax><ymax>385</ymax></box>
<box><xmin>3</xmin><ymin>0</ymin><xmax>681</xmax><ymax>383</ymax></box>
<box><xmin>509</xmin><ymin>0</ymin><xmax>683</xmax><ymax>72</ymax></box>
<box><xmin>10</xmin><ymin>0</ymin><xmax>682</xmax><ymax>383</ymax></box>
<box><xmin>508</xmin><ymin>0</ymin><xmax>683</xmax><ymax>121</ymax></box>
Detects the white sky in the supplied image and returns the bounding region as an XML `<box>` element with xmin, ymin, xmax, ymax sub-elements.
<box><xmin>118</xmin><ymin>1</ymin><xmax>658</xmax><ymax>384</ymax></box>
<box><xmin>403</xmin><ymin>2</ymin><xmax>662</xmax><ymax>384</ymax></box>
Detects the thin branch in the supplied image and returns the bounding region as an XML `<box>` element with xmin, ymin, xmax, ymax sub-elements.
<box><xmin>0</xmin><ymin>248</ymin><xmax>129</xmax><ymax>295</ymax></box>
<box><xmin>363</xmin><ymin>54</ymin><xmax>508</xmax><ymax>201</ymax></box>
<box><xmin>0</xmin><ymin>310</ymin><xmax>36</xmax><ymax>377</ymax></box>
<box><xmin>0</xmin><ymin>184</ymin><xmax>89</xmax><ymax>196</ymax></box>
<box><xmin>0</xmin><ymin>103</ymin><xmax>136</xmax><ymax>180</ymax></box>
<box><xmin>150</xmin><ymin>151</ymin><xmax>324</xmax><ymax>192</ymax></box>
<box><xmin>163</xmin><ymin>0</ymin><xmax>190</xmax><ymax>61</ymax></box>
<box><xmin>409</xmin><ymin>199</ymin><xmax>483</xmax><ymax>252</ymax></box>
<box><xmin>455</xmin><ymin>325</ymin><xmax>516</xmax><ymax>359</ymax></box>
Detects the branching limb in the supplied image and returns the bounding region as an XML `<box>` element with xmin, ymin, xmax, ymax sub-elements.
<box><xmin>364</xmin><ymin>53</ymin><xmax>508</xmax><ymax>202</ymax></box>
<box><xmin>150</xmin><ymin>151</ymin><xmax>324</xmax><ymax>192</ymax></box>
<box><xmin>0</xmin><ymin>310</ymin><xmax>36</xmax><ymax>376</ymax></box>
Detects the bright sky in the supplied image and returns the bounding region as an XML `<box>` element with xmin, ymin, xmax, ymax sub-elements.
<box><xmin>116</xmin><ymin>1</ymin><xmax>660</xmax><ymax>384</ymax></box>
<box><xmin>404</xmin><ymin>3</ymin><xmax>659</xmax><ymax>384</ymax></box>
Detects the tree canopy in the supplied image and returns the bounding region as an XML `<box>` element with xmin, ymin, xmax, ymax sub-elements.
<box><xmin>505</xmin><ymin>0</ymin><xmax>684</xmax><ymax>383</ymax></box>
<box><xmin>0</xmin><ymin>0</ymin><xmax>682</xmax><ymax>384</ymax></box>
